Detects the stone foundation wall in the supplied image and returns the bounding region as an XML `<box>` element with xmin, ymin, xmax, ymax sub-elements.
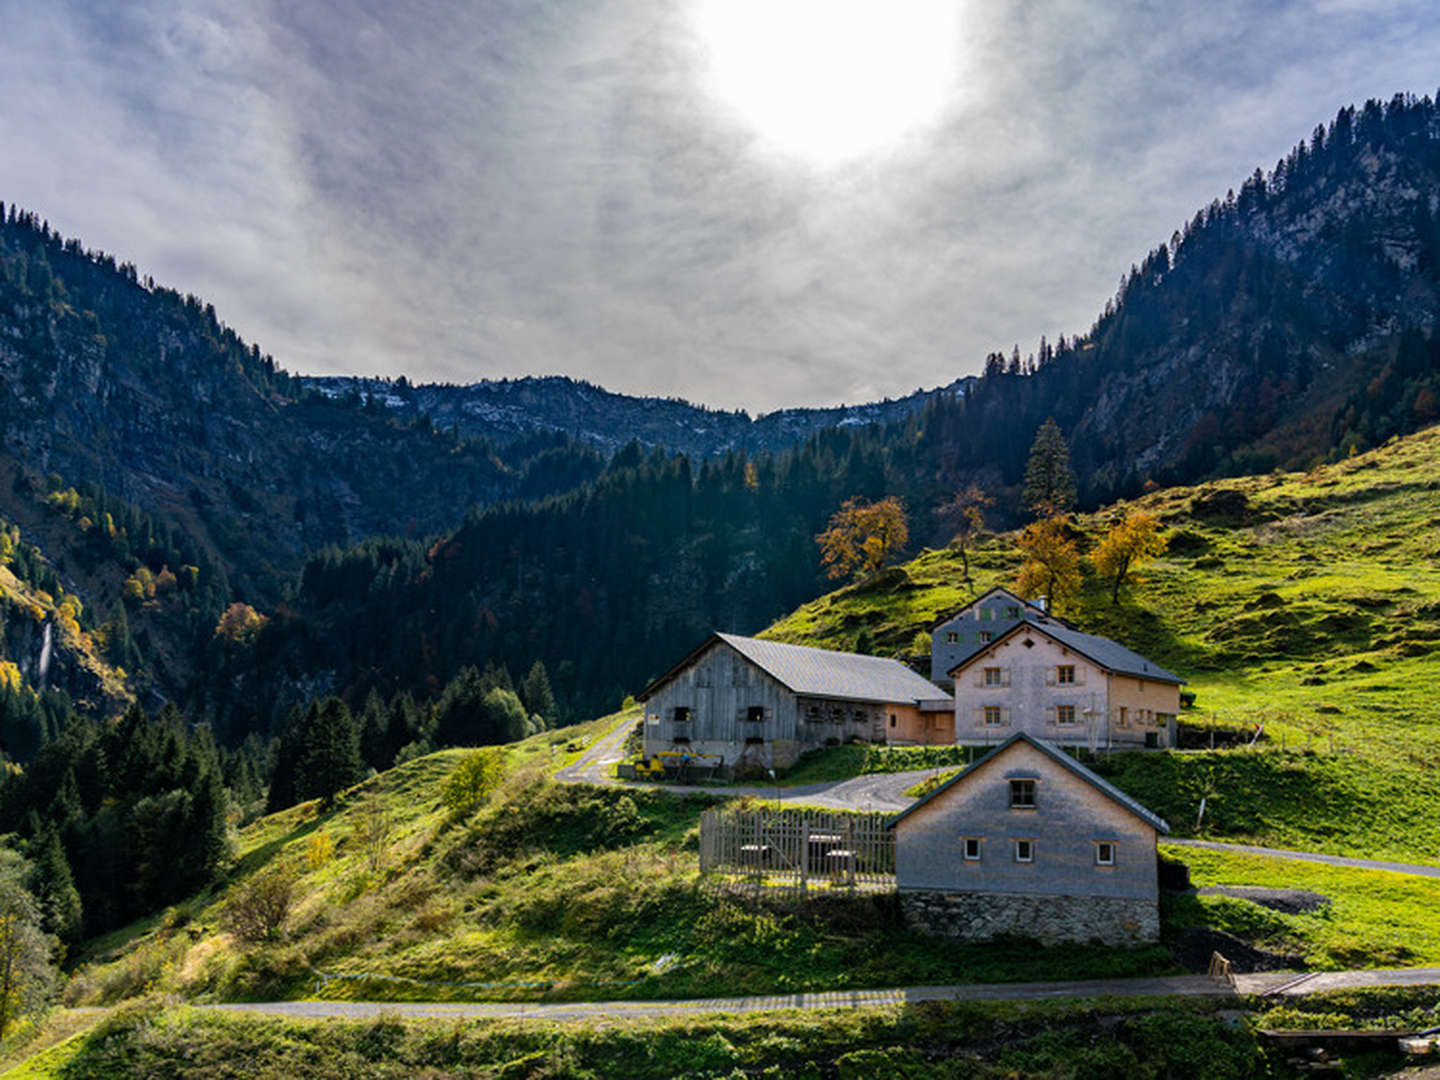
<box><xmin>900</xmin><ymin>890</ymin><xmax>1160</xmax><ymax>945</ymax></box>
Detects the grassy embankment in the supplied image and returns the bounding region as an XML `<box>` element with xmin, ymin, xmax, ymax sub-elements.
<box><xmin>765</xmin><ymin>424</ymin><xmax>1440</xmax><ymax>865</ymax></box>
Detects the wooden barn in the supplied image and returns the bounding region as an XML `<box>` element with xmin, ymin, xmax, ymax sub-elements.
<box><xmin>638</xmin><ymin>632</ymin><xmax>950</xmax><ymax>769</ymax></box>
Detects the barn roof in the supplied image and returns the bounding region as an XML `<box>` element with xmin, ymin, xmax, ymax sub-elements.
<box><xmin>889</xmin><ymin>731</ymin><xmax>1171</xmax><ymax>834</ymax></box>
<box><xmin>638</xmin><ymin>632</ymin><xmax>945</xmax><ymax>706</ymax></box>
<box><xmin>947</xmin><ymin>615</ymin><xmax>1184</xmax><ymax>685</ymax></box>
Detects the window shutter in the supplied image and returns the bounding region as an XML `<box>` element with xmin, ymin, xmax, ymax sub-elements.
<box><xmin>1002</xmin><ymin>669</ymin><xmax>1012</xmax><ymax>688</ymax></box>
<box><xmin>1044</xmin><ymin>705</ymin><xmax>1055</xmax><ymax>724</ymax></box>
<box><xmin>1002</xmin><ymin>707</ymin><xmax>1012</xmax><ymax>726</ymax></box>
<box><xmin>1045</xmin><ymin>668</ymin><xmax>1056</xmax><ymax>686</ymax></box>
<box><xmin>1076</xmin><ymin>668</ymin><xmax>1087</xmax><ymax>687</ymax></box>
<box><xmin>973</xmin><ymin>672</ymin><xmax>985</xmax><ymax>688</ymax></box>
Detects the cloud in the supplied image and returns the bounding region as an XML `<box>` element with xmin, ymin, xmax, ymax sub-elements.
<box><xmin>1</xmin><ymin>0</ymin><xmax>1438</xmax><ymax>411</ymax></box>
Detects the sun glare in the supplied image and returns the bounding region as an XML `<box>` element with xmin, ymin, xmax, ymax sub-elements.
<box><xmin>693</xmin><ymin>0</ymin><xmax>961</xmax><ymax>166</ymax></box>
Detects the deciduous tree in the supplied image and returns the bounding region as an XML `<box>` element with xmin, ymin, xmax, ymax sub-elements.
<box><xmin>1091</xmin><ymin>510</ymin><xmax>1167</xmax><ymax>603</ymax></box>
<box><xmin>937</xmin><ymin>486</ymin><xmax>992</xmax><ymax>583</ymax></box>
<box><xmin>816</xmin><ymin>496</ymin><xmax>909</xmax><ymax>581</ymax></box>
<box><xmin>1014</xmin><ymin>518</ymin><xmax>1082</xmax><ymax>613</ymax></box>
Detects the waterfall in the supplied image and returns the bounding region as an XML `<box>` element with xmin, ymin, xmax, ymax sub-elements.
<box><xmin>37</xmin><ymin>621</ymin><xmax>53</xmax><ymax>688</ymax></box>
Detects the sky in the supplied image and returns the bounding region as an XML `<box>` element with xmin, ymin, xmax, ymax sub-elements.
<box><xmin>2</xmin><ymin>1</ymin><xmax>1439</xmax><ymax>413</ymax></box>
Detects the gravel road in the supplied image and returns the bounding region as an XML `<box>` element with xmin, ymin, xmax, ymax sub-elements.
<box><xmin>205</xmin><ymin>967</ymin><xmax>1440</xmax><ymax>1024</ymax></box>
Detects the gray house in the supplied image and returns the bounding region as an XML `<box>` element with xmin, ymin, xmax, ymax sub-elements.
<box><xmin>928</xmin><ymin>587</ymin><xmax>1062</xmax><ymax>691</ymax></box>
<box><xmin>638</xmin><ymin>633</ymin><xmax>950</xmax><ymax>769</ymax></box>
<box><xmin>890</xmin><ymin>732</ymin><xmax>1170</xmax><ymax>944</ymax></box>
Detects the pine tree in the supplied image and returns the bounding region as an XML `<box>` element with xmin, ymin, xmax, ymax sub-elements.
<box><xmin>183</xmin><ymin>769</ymin><xmax>231</xmax><ymax>889</ymax></box>
<box><xmin>1021</xmin><ymin>419</ymin><xmax>1077</xmax><ymax>519</ymax></box>
<box><xmin>520</xmin><ymin>661</ymin><xmax>557</xmax><ymax>729</ymax></box>
<box><xmin>295</xmin><ymin>698</ymin><xmax>364</xmax><ymax>809</ymax></box>
<box><xmin>27</xmin><ymin>826</ymin><xmax>81</xmax><ymax>944</ymax></box>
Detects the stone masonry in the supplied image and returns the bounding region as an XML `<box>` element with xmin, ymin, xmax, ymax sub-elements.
<box><xmin>900</xmin><ymin>890</ymin><xmax>1160</xmax><ymax>946</ymax></box>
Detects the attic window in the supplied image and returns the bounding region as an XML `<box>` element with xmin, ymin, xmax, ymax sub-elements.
<box><xmin>978</xmin><ymin>631</ymin><xmax>992</xmax><ymax>644</ymax></box>
<box><xmin>1009</xmin><ymin>779</ymin><xmax>1036</xmax><ymax>808</ymax></box>
<box><xmin>1005</xmin><ymin>606</ymin><xmax>1020</xmax><ymax>618</ymax></box>
<box><xmin>945</xmin><ymin>631</ymin><xmax>959</xmax><ymax>644</ymax></box>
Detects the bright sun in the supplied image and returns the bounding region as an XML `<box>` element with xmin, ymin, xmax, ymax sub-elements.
<box><xmin>693</xmin><ymin>0</ymin><xmax>961</xmax><ymax>166</ymax></box>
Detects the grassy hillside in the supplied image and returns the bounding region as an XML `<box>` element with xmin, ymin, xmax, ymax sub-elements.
<box><xmin>57</xmin><ymin>713</ymin><xmax>1440</xmax><ymax>1017</ymax></box>
<box><xmin>767</xmin><ymin>424</ymin><xmax>1440</xmax><ymax>862</ymax></box>
<box><xmin>65</xmin><ymin>712</ymin><xmax>1192</xmax><ymax>1009</ymax></box>
<box><xmin>22</xmin><ymin>426</ymin><xmax>1440</xmax><ymax>1029</ymax></box>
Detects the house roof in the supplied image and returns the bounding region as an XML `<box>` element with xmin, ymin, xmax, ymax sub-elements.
<box><xmin>927</xmin><ymin>585</ymin><xmax>1047</xmax><ymax>632</ymax></box>
<box><xmin>889</xmin><ymin>731</ymin><xmax>1171</xmax><ymax>834</ymax></box>
<box><xmin>638</xmin><ymin>632</ymin><xmax>945</xmax><ymax>705</ymax></box>
<box><xmin>947</xmin><ymin>615</ymin><xmax>1184</xmax><ymax>686</ymax></box>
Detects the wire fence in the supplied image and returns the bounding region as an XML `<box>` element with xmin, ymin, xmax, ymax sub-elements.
<box><xmin>698</xmin><ymin>806</ymin><xmax>895</xmax><ymax>892</ymax></box>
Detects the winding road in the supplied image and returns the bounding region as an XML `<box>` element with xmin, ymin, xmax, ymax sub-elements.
<box><xmin>557</xmin><ymin>719</ymin><xmax>1440</xmax><ymax>878</ymax></box>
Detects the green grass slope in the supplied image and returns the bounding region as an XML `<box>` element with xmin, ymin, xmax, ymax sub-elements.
<box><xmin>767</xmin><ymin>424</ymin><xmax>1440</xmax><ymax>862</ymax></box>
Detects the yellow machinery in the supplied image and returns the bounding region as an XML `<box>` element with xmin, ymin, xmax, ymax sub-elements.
<box><xmin>635</xmin><ymin>750</ymin><xmax>723</xmax><ymax>782</ymax></box>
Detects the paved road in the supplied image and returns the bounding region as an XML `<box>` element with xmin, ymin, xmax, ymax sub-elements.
<box><xmin>1168</xmin><ymin>838</ymin><xmax>1440</xmax><ymax>879</ymax></box>
<box><xmin>554</xmin><ymin>716</ymin><xmax>949</xmax><ymax>812</ymax></box>
<box><xmin>206</xmin><ymin>967</ymin><xmax>1440</xmax><ymax>1024</ymax></box>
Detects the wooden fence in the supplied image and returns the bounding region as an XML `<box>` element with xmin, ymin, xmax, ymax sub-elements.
<box><xmin>698</xmin><ymin>807</ymin><xmax>895</xmax><ymax>891</ymax></box>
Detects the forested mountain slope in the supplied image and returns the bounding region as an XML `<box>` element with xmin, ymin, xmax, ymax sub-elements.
<box><xmin>916</xmin><ymin>93</ymin><xmax>1440</xmax><ymax>503</ymax></box>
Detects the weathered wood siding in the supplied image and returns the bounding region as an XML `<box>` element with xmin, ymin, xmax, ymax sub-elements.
<box><xmin>894</xmin><ymin>740</ymin><xmax>1159</xmax><ymax>901</ymax></box>
<box><xmin>642</xmin><ymin>641</ymin><xmax>807</xmax><ymax>767</ymax></box>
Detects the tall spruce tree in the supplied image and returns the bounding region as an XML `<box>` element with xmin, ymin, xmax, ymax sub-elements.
<box><xmin>295</xmin><ymin>698</ymin><xmax>364</xmax><ymax>809</ymax></box>
<box><xmin>1021</xmin><ymin>418</ymin><xmax>1077</xmax><ymax>519</ymax></box>
<box><xmin>520</xmin><ymin>660</ymin><xmax>557</xmax><ymax>729</ymax></box>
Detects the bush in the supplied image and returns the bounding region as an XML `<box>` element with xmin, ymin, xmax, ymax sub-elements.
<box><xmin>222</xmin><ymin>871</ymin><xmax>297</xmax><ymax>943</ymax></box>
<box><xmin>441</xmin><ymin>748</ymin><xmax>506</xmax><ymax>816</ymax></box>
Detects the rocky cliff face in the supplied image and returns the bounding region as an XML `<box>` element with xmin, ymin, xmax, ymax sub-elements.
<box><xmin>299</xmin><ymin>373</ymin><xmax>974</xmax><ymax>459</ymax></box>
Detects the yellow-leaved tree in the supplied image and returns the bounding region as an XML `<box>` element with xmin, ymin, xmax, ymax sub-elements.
<box><xmin>1091</xmin><ymin>510</ymin><xmax>1167</xmax><ymax>604</ymax></box>
<box><xmin>816</xmin><ymin>496</ymin><xmax>909</xmax><ymax>581</ymax></box>
<box><xmin>1014</xmin><ymin>517</ymin><xmax>1081</xmax><ymax>613</ymax></box>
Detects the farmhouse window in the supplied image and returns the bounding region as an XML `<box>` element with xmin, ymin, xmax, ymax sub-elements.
<box><xmin>1056</xmin><ymin>665</ymin><xmax>1075</xmax><ymax>685</ymax></box>
<box><xmin>746</xmin><ymin>706</ymin><xmax>765</xmax><ymax>723</ymax></box>
<box><xmin>1117</xmin><ymin>707</ymin><xmax>1128</xmax><ymax>726</ymax></box>
<box><xmin>1056</xmin><ymin>705</ymin><xmax>1076</xmax><ymax>725</ymax></box>
<box><xmin>983</xmin><ymin>706</ymin><xmax>1004</xmax><ymax>726</ymax></box>
<box><xmin>1013</xmin><ymin>839</ymin><xmax>1035</xmax><ymax>863</ymax></box>
<box><xmin>808</xmin><ymin>705</ymin><xmax>822</xmax><ymax>722</ymax></box>
<box><xmin>1095</xmin><ymin>842</ymin><xmax>1116</xmax><ymax>866</ymax></box>
<box><xmin>962</xmin><ymin>837</ymin><xmax>983</xmax><ymax>861</ymax></box>
<box><xmin>1009</xmin><ymin>779</ymin><xmax>1036</xmax><ymax>808</ymax></box>
<box><xmin>672</xmin><ymin>706</ymin><xmax>691</xmax><ymax>724</ymax></box>
<box><xmin>852</xmin><ymin>709</ymin><xmax>866</xmax><ymax>724</ymax></box>
<box><xmin>945</xmin><ymin>631</ymin><xmax>959</xmax><ymax>644</ymax></box>
<box><xmin>983</xmin><ymin>666</ymin><xmax>1005</xmax><ymax>687</ymax></box>
<box><xmin>1005</xmin><ymin>605</ymin><xmax>1020</xmax><ymax>618</ymax></box>
<box><xmin>978</xmin><ymin>631</ymin><xmax>993</xmax><ymax>643</ymax></box>
<box><xmin>889</xmin><ymin>713</ymin><xmax>897</xmax><ymax>728</ymax></box>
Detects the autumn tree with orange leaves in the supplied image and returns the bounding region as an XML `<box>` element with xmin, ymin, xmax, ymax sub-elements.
<box><xmin>816</xmin><ymin>496</ymin><xmax>909</xmax><ymax>581</ymax></box>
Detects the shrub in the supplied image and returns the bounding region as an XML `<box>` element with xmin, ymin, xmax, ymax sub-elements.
<box><xmin>441</xmin><ymin>748</ymin><xmax>506</xmax><ymax>817</ymax></box>
<box><xmin>222</xmin><ymin>871</ymin><xmax>297</xmax><ymax>943</ymax></box>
